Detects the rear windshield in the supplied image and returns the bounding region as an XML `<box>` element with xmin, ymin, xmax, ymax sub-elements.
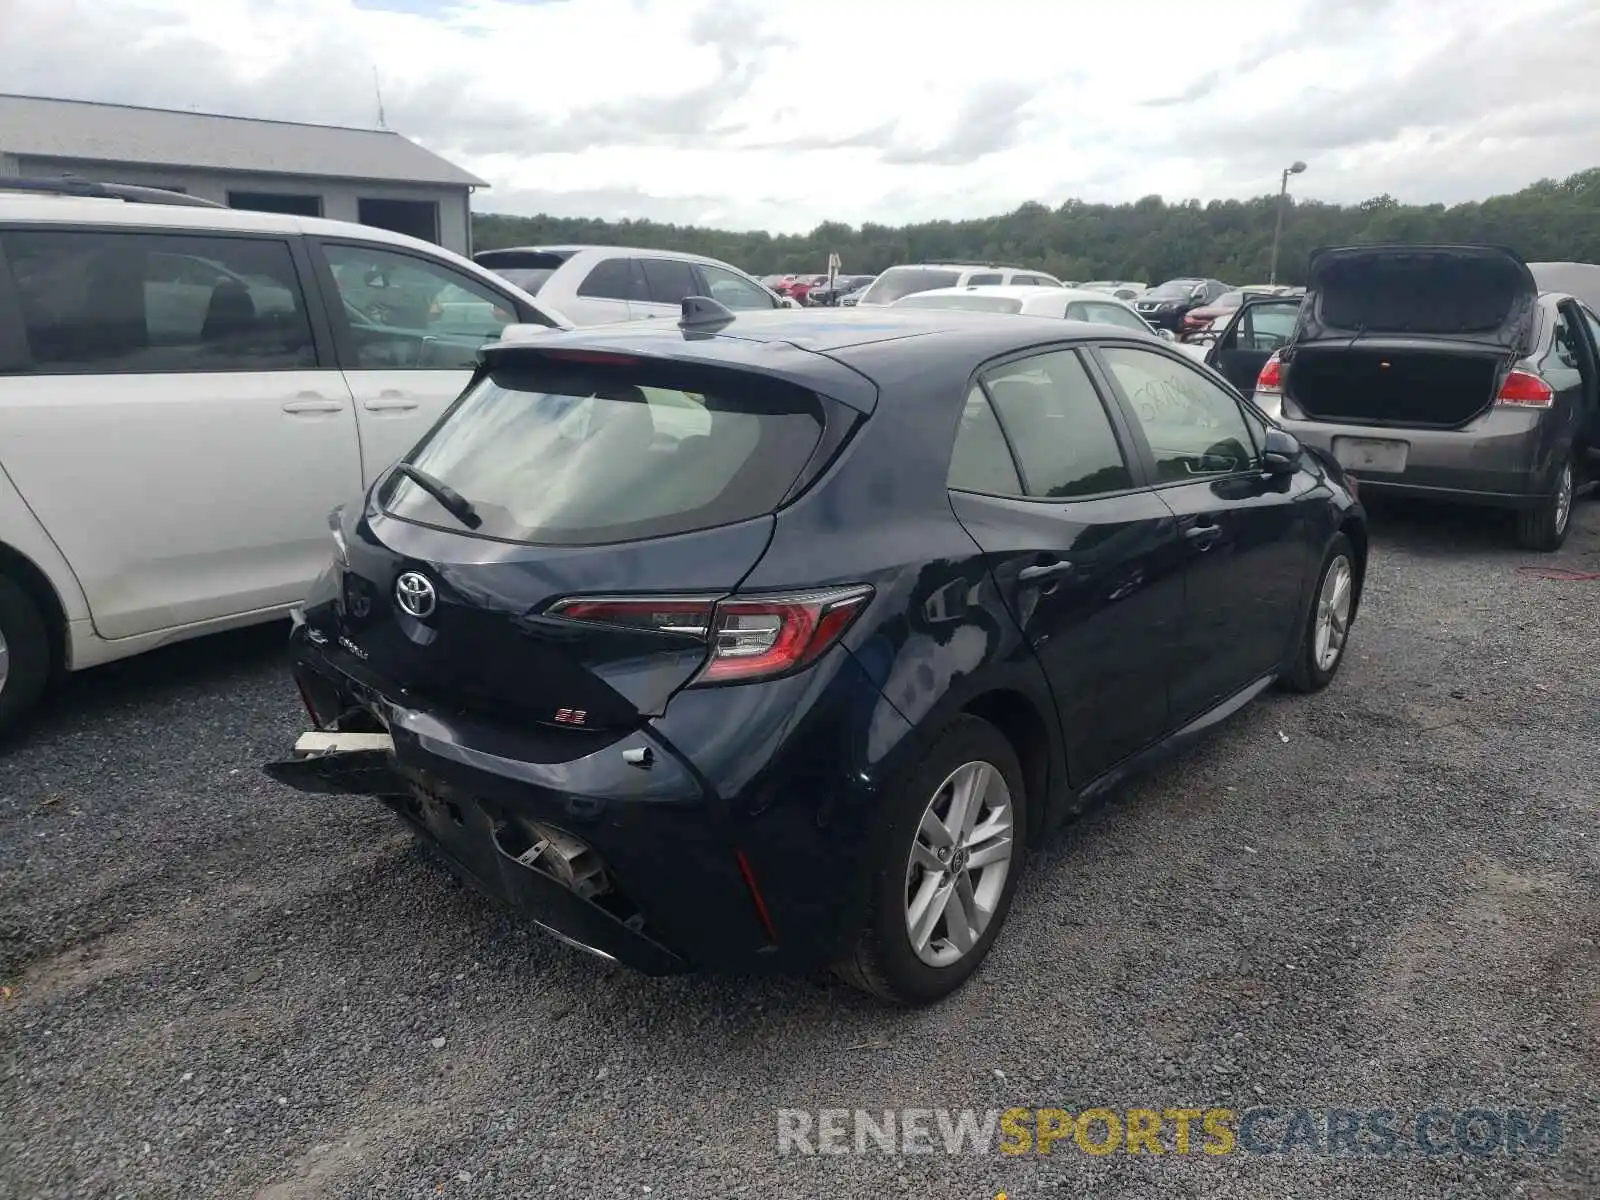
<box><xmin>381</xmin><ymin>358</ymin><xmax>825</xmax><ymax>545</ymax></box>
<box><xmin>473</xmin><ymin>250</ymin><xmax>574</xmax><ymax>295</ymax></box>
<box><xmin>895</xmin><ymin>292</ymin><xmax>1024</xmax><ymax>314</ymax></box>
<box><xmin>1066</xmin><ymin>301</ymin><xmax>1148</xmax><ymax>331</ymax></box>
<box><xmin>860</xmin><ymin>267</ymin><xmax>962</xmax><ymax>304</ymax></box>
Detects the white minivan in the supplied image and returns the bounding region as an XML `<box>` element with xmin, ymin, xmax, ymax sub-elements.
<box><xmin>0</xmin><ymin>182</ymin><xmax>567</xmax><ymax>731</ymax></box>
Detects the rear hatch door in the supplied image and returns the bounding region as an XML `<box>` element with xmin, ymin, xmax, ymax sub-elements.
<box><xmin>1300</xmin><ymin>244</ymin><xmax>1538</xmax><ymax>351</ymax></box>
<box><xmin>324</xmin><ymin>345</ymin><xmax>851</xmax><ymax>733</ymax></box>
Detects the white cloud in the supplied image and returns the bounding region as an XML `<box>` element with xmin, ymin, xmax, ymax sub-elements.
<box><xmin>3</xmin><ymin>0</ymin><xmax>1598</xmax><ymax>231</ymax></box>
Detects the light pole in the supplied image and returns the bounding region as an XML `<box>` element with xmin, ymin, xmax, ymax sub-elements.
<box><xmin>1268</xmin><ymin>160</ymin><xmax>1307</xmax><ymax>286</ymax></box>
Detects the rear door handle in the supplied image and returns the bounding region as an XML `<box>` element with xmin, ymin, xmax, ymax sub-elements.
<box><xmin>282</xmin><ymin>395</ymin><xmax>344</xmax><ymax>414</ymax></box>
<box><xmin>1017</xmin><ymin>560</ymin><xmax>1074</xmax><ymax>584</ymax></box>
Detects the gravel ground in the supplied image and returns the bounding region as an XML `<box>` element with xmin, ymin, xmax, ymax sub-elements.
<box><xmin>2</xmin><ymin>501</ymin><xmax>1596</xmax><ymax>1200</ymax></box>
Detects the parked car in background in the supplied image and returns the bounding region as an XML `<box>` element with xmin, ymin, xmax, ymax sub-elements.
<box><xmin>0</xmin><ymin>180</ymin><xmax>567</xmax><ymax>732</ymax></box>
<box><xmin>474</xmin><ymin>245</ymin><xmax>786</xmax><ymax>325</ymax></box>
<box><xmin>854</xmin><ymin>263</ymin><xmax>1063</xmax><ymax>307</ymax></box>
<box><xmin>892</xmin><ymin>285</ymin><xmax>1176</xmax><ymax>342</ymax></box>
<box><xmin>1081</xmin><ymin>281</ymin><xmax>1148</xmax><ymax>301</ymax></box>
<box><xmin>786</xmin><ymin>275</ymin><xmax>830</xmax><ymax>305</ymax></box>
<box><xmin>1207</xmin><ymin>245</ymin><xmax>1600</xmax><ymax>550</ymax></box>
<box><xmin>807</xmin><ymin>274</ymin><xmax>876</xmax><ymax>306</ymax></box>
<box><xmin>1134</xmin><ymin>278</ymin><xmax>1230</xmax><ymax>331</ymax></box>
<box><xmin>266</xmin><ymin>300</ymin><xmax>1365</xmax><ymax>1006</ymax></box>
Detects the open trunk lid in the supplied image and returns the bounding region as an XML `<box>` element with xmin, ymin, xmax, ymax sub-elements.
<box><xmin>1301</xmin><ymin>245</ymin><xmax>1538</xmax><ymax>353</ymax></box>
<box><xmin>320</xmin><ymin>348</ymin><xmax>845</xmax><ymax>734</ymax></box>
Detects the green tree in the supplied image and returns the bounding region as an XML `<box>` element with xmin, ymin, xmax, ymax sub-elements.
<box><xmin>472</xmin><ymin>168</ymin><xmax>1600</xmax><ymax>285</ymax></box>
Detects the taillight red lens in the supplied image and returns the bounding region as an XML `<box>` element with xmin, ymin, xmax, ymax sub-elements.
<box><xmin>546</xmin><ymin>597</ymin><xmax>715</xmax><ymax>636</ymax></box>
<box><xmin>546</xmin><ymin>586</ymin><xmax>873</xmax><ymax>684</ymax></box>
<box><xmin>1496</xmin><ymin>368</ymin><xmax>1554</xmax><ymax>408</ymax></box>
<box><xmin>1256</xmin><ymin>352</ymin><xmax>1284</xmax><ymax>394</ymax></box>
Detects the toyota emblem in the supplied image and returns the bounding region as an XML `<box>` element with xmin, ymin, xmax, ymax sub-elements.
<box><xmin>395</xmin><ymin>571</ymin><xmax>437</xmax><ymax>618</ymax></box>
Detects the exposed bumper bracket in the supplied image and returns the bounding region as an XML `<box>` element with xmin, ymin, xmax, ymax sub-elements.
<box><xmin>263</xmin><ymin>731</ymin><xmax>408</xmax><ymax>797</ymax></box>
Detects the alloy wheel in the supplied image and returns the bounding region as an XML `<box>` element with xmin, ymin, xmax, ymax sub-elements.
<box><xmin>1555</xmin><ymin>462</ymin><xmax>1574</xmax><ymax>535</ymax></box>
<box><xmin>1314</xmin><ymin>554</ymin><xmax>1354</xmax><ymax>673</ymax></box>
<box><xmin>0</xmin><ymin>626</ymin><xmax>9</xmax><ymax>695</ymax></box>
<box><xmin>903</xmin><ymin>760</ymin><xmax>1015</xmax><ymax>968</ymax></box>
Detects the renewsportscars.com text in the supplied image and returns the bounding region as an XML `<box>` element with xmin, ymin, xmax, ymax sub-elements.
<box><xmin>776</xmin><ymin>1107</ymin><xmax>1564</xmax><ymax>1158</ymax></box>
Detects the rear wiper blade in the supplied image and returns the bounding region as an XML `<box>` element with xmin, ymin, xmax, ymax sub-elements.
<box><xmin>391</xmin><ymin>463</ymin><xmax>482</xmax><ymax>530</ymax></box>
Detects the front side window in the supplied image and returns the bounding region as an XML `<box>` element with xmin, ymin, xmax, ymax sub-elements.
<box><xmin>1546</xmin><ymin>309</ymin><xmax>1581</xmax><ymax>371</ymax></box>
<box><xmin>384</xmin><ymin>358</ymin><xmax>825</xmax><ymax>545</ymax></box>
<box><xmin>1582</xmin><ymin>307</ymin><xmax>1600</xmax><ymax>360</ymax></box>
<box><xmin>947</xmin><ymin>385</ymin><xmax>1023</xmax><ymax>495</ymax></box>
<box><xmin>1236</xmin><ymin>302</ymin><xmax>1300</xmax><ymax>351</ymax></box>
<box><xmin>966</xmin><ymin>273</ymin><xmax>1004</xmax><ymax>287</ymax></box>
<box><xmin>979</xmin><ymin>349</ymin><xmax>1133</xmax><ymax>498</ymax></box>
<box><xmin>2</xmin><ymin>229</ymin><xmax>314</xmax><ymax>374</ymax></box>
<box><xmin>323</xmin><ymin>243</ymin><xmax>513</xmax><ymax>371</ymax></box>
<box><xmin>1100</xmin><ymin>345</ymin><xmax>1258</xmax><ymax>482</ymax></box>
<box><xmin>695</xmin><ymin>263</ymin><xmax>778</xmax><ymax>310</ymax></box>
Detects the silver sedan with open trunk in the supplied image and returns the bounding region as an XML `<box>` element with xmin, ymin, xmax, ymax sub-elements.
<box><xmin>1202</xmin><ymin>246</ymin><xmax>1600</xmax><ymax>550</ymax></box>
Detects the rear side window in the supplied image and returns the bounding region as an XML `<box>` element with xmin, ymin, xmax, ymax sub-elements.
<box><xmin>966</xmin><ymin>273</ymin><xmax>1004</xmax><ymax>287</ymax></box>
<box><xmin>2</xmin><ymin>229</ymin><xmax>315</xmax><ymax>374</ymax></box>
<box><xmin>980</xmin><ymin>350</ymin><xmax>1133</xmax><ymax>498</ymax></box>
<box><xmin>860</xmin><ymin>267</ymin><xmax>962</xmax><ymax>304</ymax></box>
<box><xmin>383</xmin><ymin>357</ymin><xmax>826</xmax><ymax>545</ymax></box>
<box><xmin>640</xmin><ymin>258</ymin><xmax>698</xmax><ymax>306</ymax></box>
<box><xmin>473</xmin><ymin>249</ymin><xmax>574</xmax><ymax>294</ymax></box>
<box><xmin>948</xmin><ymin>386</ymin><xmax>1023</xmax><ymax>495</ymax></box>
<box><xmin>577</xmin><ymin>258</ymin><xmax>644</xmax><ymax>301</ymax></box>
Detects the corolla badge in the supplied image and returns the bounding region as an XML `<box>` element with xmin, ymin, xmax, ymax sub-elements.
<box><xmin>394</xmin><ymin>571</ymin><xmax>437</xmax><ymax>618</ymax></box>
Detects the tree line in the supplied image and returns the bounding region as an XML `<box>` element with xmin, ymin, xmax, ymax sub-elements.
<box><xmin>472</xmin><ymin>167</ymin><xmax>1600</xmax><ymax>286</ymax></box>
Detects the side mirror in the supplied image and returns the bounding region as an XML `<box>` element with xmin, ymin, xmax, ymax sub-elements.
<box><xmin>1260</xmin><ymin>426</ymin><xmax>1301</xmax><ymax>475</ymax></box>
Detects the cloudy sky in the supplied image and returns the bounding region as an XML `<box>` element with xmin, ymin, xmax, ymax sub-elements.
<box><xmin>4</xmin><ymin>0</ymin><xmax>1598</xmax><ymax>232</ymax></box>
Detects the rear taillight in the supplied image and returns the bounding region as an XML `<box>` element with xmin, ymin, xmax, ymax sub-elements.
<box><xmin>546</xmin><ymin>585</ymin><xmax>873</xmax><ymax>684</ymax></box>
<box><xmin>1255</xmin><ymin>352</ymin><xmax>1284</xmax><ymax>396</ymax></box>
<box><xmin>1496</xmin><ymin>368</ymin><xmax>1554</xmax><ymax>408</ymax></box>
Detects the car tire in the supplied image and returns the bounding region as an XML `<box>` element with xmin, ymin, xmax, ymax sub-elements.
<box><xmin>835</xmin><ymin>715</ymin><xmax>1028</xmax><ymax>1006</ymax></box>
<box><xmin>1283</xmin><ymin>533</ymin><xmax>1357</xmax><ymax>694</ymax></box>
<box><xmin>0</xmin><ymin>573</ymin><xmax>51</xmax><ymax>737</ymax></box>
<box><xmin>1515</xmin><ymin>455</ymin><xmax>1575</xmax><ymax>552</ymax></box>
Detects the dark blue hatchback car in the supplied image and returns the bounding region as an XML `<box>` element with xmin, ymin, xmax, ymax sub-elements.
<box><xmin>267</xmin><ymin>300</ymin><xmax>1366</xmax><ymax>1005</ymax></box>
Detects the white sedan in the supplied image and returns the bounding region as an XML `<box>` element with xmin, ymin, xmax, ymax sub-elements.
<box><xmin>892</xmin><ymin>285</ymin><xmax>1180</xmax><ymax>340</ymax></box>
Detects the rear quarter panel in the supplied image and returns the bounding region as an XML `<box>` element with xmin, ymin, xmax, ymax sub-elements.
<box><xmin>737</xmin><ymin>333</ymin><xmax>1066</xmax><ymax>811</ymax></box>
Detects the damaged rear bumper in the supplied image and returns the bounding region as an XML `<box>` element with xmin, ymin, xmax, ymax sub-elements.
<box><xmin>267</xmin><ymin>726</ymin><xmax>690</xmax><ymax>974</ymax></box>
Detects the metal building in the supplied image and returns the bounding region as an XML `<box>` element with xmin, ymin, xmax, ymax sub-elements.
<box><xmin>0</xmin><ymin>94</ymin><xmax>484</xmax><ymax>255</ymax></box>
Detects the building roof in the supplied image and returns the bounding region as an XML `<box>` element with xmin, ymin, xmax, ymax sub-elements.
<box><xmin>0</xmin><ymin>94</ymin><xmax>486</xmax><ymax>189</ymax></box>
